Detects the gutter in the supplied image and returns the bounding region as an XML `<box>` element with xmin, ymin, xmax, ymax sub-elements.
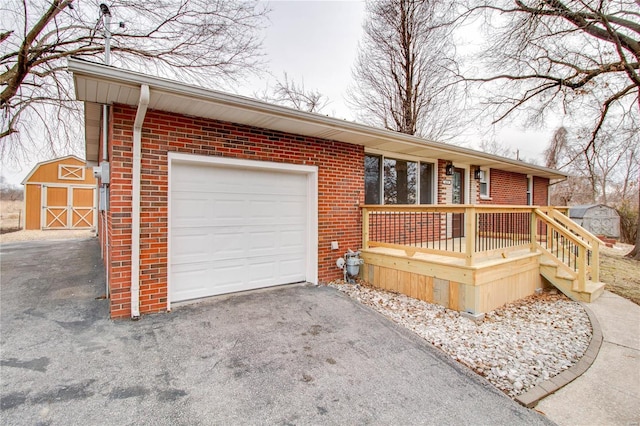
<box><xmin>131</xmin><ymin>84</ymin><xmax>150</xmax><ymax>320</ymax></box>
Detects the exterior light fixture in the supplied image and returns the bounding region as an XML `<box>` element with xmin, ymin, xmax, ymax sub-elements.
<box><xmin>474</xmin><ymin>166</ymin><xmax>481</xmax><ymax>180</ymax></box>
<box><xmin>445</xmin><ymin>162</ymin><xmax>454</xmax><ymax>176</ymax></box>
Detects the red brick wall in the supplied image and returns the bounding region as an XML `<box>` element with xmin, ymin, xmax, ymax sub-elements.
<box><xmin>476</xmin><ymin>169</ymin><xmax>549</xmax><ymax>206</ymax></box>
<box><xmin>533</xmin><ymin>176</ymin><xmax>549</xmax><ymax>205</ymax></box>
<box><xmin>107</xmin><ymin>105</ymin><xmax>364</xmax><ymax>318</ymax></box>
<box><xmin>481</xmin><ymin>169</ymin><xmax>524</xmax><ymax>205</ymax></box>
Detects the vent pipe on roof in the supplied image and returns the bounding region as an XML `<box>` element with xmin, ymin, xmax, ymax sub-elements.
<box><xmin>130</xmin><ymin>84</ymin><xmax>150</xmax><ymax>320</ymax></box>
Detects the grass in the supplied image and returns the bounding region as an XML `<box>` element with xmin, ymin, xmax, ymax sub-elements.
<box><xmin>0</xmin><ymin>199</ymin><xmax>22</xmax><ymax>233</ymax></box>
<box><xmin>599</xmin><ymin>244</ymin><xmax>640</xmax><ymax>306</ymax></box>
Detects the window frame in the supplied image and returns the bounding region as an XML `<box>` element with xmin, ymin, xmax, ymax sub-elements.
<box><xmin>364</xmin><ymin>151</ymin><xmax>437</xmax><ymax>205</ymax></box>
<box><xmin>479</xmin><ymin>168</ymin><xmax>490</xmax><ymax>200</ymax></box>
<box><xmin>58</xmin><ymin>164</ymin><xmax>85</xmax><ymax>181</ymax></box>
<box><xmin>526</xmin><ymin>175</ymin><xmax>533</xmax><ymax>206</ymax></box>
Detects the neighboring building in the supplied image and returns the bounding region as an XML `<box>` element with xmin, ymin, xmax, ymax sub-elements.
<box><xmin>22</xmin><ymin>155</ymin><xmax>97</xmax><ymax>230</ymax></box>
<box><xmin>70</xmin><ymin>59</ymin><xmax>583</xmax><ymax>320</ymax></box>
<box><xmin>570</xmin><ymin>204</ymin><xmax>620</xmax><ymax>239</ymax></box>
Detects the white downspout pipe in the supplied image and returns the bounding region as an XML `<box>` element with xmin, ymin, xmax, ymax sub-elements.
<box><xmin>102</xmin><ymin>107</ymin><xmax>109</xmax><ymax>298</ymax></box>
<box><xmin>101</xmin><ymin>3</ymin><xmax>111</xmax><ymax>296</ymax></box>
<box><xmin>131</xmin><ymin>84</ymin><xmax>149</xmax><ymax>319</ymax></box>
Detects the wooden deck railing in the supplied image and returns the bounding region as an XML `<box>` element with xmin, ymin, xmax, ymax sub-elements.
<box><xmin>533</xmin><ymin>208</ymin><xmax>600</xmax><ymax>291</ymax></box>
<box><xmin>361</xmin><ymin>205</ymin><xmax>599</xmax><ymax>286</ymax></box>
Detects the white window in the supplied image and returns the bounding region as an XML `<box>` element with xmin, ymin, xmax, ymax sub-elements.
<box><xmin>479</xmin><ymin>168</ymin><xmax>490</xmax><ymax>199</ymax></box>
<box><xmin>526</xmin><ymin>175</ymin><xmax>533</xmax><ymax>205</ymax></box>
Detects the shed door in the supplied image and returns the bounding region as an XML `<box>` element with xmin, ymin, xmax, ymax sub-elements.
<box><xmin>43</xmin><ymin>186</ymin><xmax>68</xmax><ymax>229</ymax></box>
<box><xmin>170</xmin><ymin>161</ymin><xmax>309</xmax><ymax>303</ymax></box>
<box><xmin>43</xmin><ymin>186</ymin><xmax>95</xmax><ymax>229</ymax></box>
<box><xmin>71</xmin><ymin>188</ymin><xmax>95</xmax><ymax>228</ymax></box>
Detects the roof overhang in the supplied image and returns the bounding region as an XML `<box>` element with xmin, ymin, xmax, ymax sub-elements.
<box><xmin>69</xmin><ymin>58</ymin><xmax>567</xmax><ymax>180</ymax></box>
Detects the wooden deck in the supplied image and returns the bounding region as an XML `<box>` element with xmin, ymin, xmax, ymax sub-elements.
<box><xmin>360</xmin><ymin>205</ymin><xmax>604</xmax><ymax>314</ymax></box>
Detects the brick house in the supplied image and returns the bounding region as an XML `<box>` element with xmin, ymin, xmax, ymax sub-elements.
<box><xmin>70</xmin><ymin>59</ymin><xmax>581</xmax><ymax>319</ymax></box>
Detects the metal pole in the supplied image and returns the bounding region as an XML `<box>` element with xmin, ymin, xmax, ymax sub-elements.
<box><xmin>100</xmin><ymin>4</ymin><xmax>111</xmax><ymax>66</ymax></box>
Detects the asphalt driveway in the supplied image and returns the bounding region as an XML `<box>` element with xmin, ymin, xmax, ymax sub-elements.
<box><xmin>0</xmin><ymin>238</ymin><xmax>553</xmax><ymax>425</ymax></box>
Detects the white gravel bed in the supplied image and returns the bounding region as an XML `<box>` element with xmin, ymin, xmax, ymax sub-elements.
<box><xmin>329</xmin><ymin>281</ymin><xmax>592</xmax><ymax>398</ymax></box>
<box><xmin>0</xmin><ymin>229</ymin><xmax>95</xmax><ymax>243</ymax></box>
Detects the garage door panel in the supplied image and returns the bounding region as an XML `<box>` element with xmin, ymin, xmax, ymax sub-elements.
<box><xmin>249</xmin><ymin>231</ymin><xmax>277</xmax><ymax>250</ymax></box>
<box><xmin>279</xmin><ymin>258</ymin><xmax>306</xmax><ymax>278</ymax></box>
<box><xmin>170</xmin><ymin>160</ymin><xmax>311</xmax><ymax>303</ymax></box>
<box><xmin>172</xmin><ymin>233</ymin><xmax>211</xmax><ymax>264</ymax></box>
<box><xmin>248</xmin><ymin>261</ymin><xmax>277</xmax><ymax>284</ymax></box>
<box><xmin>172</xmin><ymin>196</ymin><xmax>209</xmax><ymax>227</ymax></box>
<box><xmin>281</xmin><ymin>200</ymin><xmax>307</xmax><ymax>217</ymax></box>
<box><xmin>213</xmin><ymin>198</ymin><xmax>249</xmax><ymax>219</ymax></box>
<box><xmin>281</xmin><ymin>230</ymin><xmax>306</xmax><ymax>250</ymax></box>
<box><xmin>173</xmin><ymin>164</ymin><xmax>306</xmax><ymax>194</ymax></box>
<box><xmin>170</xmin><ymin>266</ymin><xmax>210</xmax><ymax>300</ymax></box>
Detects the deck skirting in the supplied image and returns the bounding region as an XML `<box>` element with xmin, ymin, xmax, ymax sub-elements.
<box><xmin>360</xmin><ymin>248</ymin><xmax>543</xmax><ymax>314</ymax></box>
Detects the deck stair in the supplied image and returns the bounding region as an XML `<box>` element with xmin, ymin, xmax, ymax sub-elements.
<box><xmin>539</xmin><ymin>255</ymin><xmax>605</xmax><ymax>302</ymax></box>
<box><xmin>534</xmin><ymin>208</ymin><xmax>605</xmax><ymax>303</ymax></box>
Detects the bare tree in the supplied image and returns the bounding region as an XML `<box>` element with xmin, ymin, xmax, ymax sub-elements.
<box><xmin>347</xmin><ymin>0</ymin><xmax>463</xmax><ymax>139</ymax></box>
<box><xmin>627</xmin><ymin>191</ymin><xmax>640</xmax><ymax>260</ymax></box>
<box><xmin>0</xmin><ymin>176</ymin><xmax>23</xmax><ymax>201</ymax></box>
<box><xmin>545</xmin><ymin>127</ymin><xmax>589</xmax><ymax>204</ymax></box>
<box><xmin>545</xmin><ymin>124</ymin><xmax>638</xmax><ymax>205</ymax></box>
<box><xmin>461</xmin><ymin>1</ymin><xmax>640</xmax><ymax>256</ymax></box>
<box><xmin>1</xmin><ymin>0</ymin><xmax>268</xmax><ymax>163</ymax></box>
<box><xmin>612</xmin><ymin>141</ymin><xmax>639</xmax><ymax>203</ymax></box>
<box><xmin>544</xmin><ymin>126</ymin><xmax>569</xmax><ymax>170</ymax></box>
<box><xmin>479</xmin><ymin>138</ymin><xmax>516</xmax><ymax>157</ymax></box>
<box><xmin>464</xmin><ymin>0</ymin><xmax>639</xmax><ymax>175</ymax></box>
<box><xmin>256</xmin><ymin>73</ymin><xmax>328</xmax><ymax>113</ymax></box>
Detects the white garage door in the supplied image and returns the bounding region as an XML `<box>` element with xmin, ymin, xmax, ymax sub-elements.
<box><xmin>170</xmin><ymin>157</ymin><xmax>312</xmax><ymax>303</ymax></box>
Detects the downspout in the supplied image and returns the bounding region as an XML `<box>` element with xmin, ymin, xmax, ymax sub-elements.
<box><xmin>102</xmin><ymin>105</ymin><xmax>109</xmax><ymax>298</ymax></box>
<box><xmin>131</xmin><ymin>84</ymin><xmax>150</xmax><ymax>320</ymax></box>
<box><xmin>101</xmin><ymin>3</ymin><xmax>111</xmax><ymax>296</ymax></box>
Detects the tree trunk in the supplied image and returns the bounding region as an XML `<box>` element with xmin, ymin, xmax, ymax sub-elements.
<box><xmin>627</xmin><ymin>191</ymin><xmax>640</xmax><ymax>260</ymax></box>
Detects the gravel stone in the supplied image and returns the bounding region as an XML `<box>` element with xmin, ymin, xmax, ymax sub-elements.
<box><xmin>0</xmin><ymin>229</ymin><xmax>94</xmax><ymax>243</ymax></box>
<box><xmin>328</xmin><ymin>281</ymin><xmax>592</xmax><ymax>398</ymax></box>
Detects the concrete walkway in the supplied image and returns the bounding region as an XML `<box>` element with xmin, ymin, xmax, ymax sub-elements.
<box><xmin>536</xmin><ymin>291</ymin><xmax>640</xmax><ymax>425</ymax></box>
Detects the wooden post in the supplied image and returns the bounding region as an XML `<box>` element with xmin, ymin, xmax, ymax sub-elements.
<box><xmin>465</xmin><ymin>207</ymin><xmax>476</xmax><ymax>266</ymax></box>
<box><xmin>591</xmin><ymin>240</ymin><xmax>600</xmax><ymax>283</ymax></box>
<box><xmin>530</xmin><ymin>209</ymin><xmax>537</xmax><ymax>252</ymax></box>
<box><xmin>362</xmin><ymin>207</ymin><xmax>369</xmax><ymax>250</ymax></box>
<box><xmin>577</xmin><ymin>247</ymin><xmax>587</xmax><ymax>292</ymax></box>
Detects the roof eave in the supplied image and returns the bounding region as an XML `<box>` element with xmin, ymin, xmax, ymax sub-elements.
<box><xmin>69</xmin><ymin>58</ymin><xmax>567</xmax><ymax>180</ymax></box>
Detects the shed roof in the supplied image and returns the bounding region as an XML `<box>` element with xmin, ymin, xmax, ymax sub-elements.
<box><xmin>569</xmin><ymin>204</ymin><xmax>617</xmax><ymax>219</ymax></box>
<box><xmin>21</xmin><ymin>155</ymin><xmax>86</xmax><ymax>185</ymax></box>
<box><xmin>68</xmin><ymin>58</ymin><xmax>567</xmax><ymax>181</ymax></box>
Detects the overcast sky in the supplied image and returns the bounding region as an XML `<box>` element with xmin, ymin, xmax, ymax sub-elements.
<box><xmin>1</xmin><ymin>0</ymin><xmax>553</xmax><ymax>185</ymax></box>
<box><xmin>241</xmin><ymin>0</ymin><xmax>554</xmax><ymax>161</ymax></box>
